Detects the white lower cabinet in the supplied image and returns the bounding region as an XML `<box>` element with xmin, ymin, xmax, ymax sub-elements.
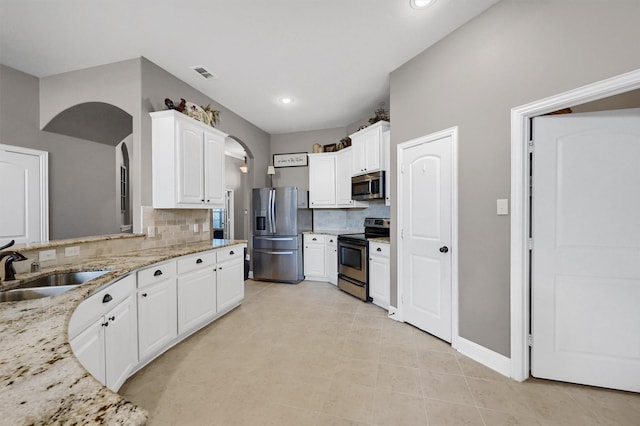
<box><xmin>69</xmin><ymin>244</ymin><xmax>246</xmax><ymax>391</ymax></box>
<box><xmin>69</xmin><ymin>275</ymin><xmax>138</xmax><ymax>392</ymax></box>
<box><xmin>304</xmin><ymin>234</ymin><xmax>326</xmax><ymax>280</ymax></box>
<box><xmin>137</xmin><ymin>262</ymin><xmax>178</xmax><ymax>361</ymax></box>
<box><xmin>325</xmin><ymin>236</ymin><xmax>338</xmax><ymax>285</ymax></box>
<box><xmin>216</xmin><ymin>248</ymin><xmax>244</xmax><ymax>313</ymax></box>
<box><xmin>368</xmin><ymin>241</ymin><xmax>390</xmax><ymax>309</ymax></box>
<box><xmin>177</xmin><ymin>252</ymin><xmax>217</xmax><ymax>335</ymax></box>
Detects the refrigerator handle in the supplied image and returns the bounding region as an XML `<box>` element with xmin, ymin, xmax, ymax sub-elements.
<box><xmin>267</xmin><ymin>189</ymin><xmax>273</xmax><ymax>234</ymax></box>
<box><xmin>271</xmin><ymin>188</ymin><xmax>276</xmax><ymax>233</ymax></box>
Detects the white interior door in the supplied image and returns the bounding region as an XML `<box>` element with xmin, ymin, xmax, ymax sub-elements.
<box><xmin>0</xmin><ymin>145</ymin><xmax>47</xmax><ymax>244</ymax></box>
<box><xmin>531</xmin><ymin>108</ymin><xmax>640</xmax><ymax>392</ymax></box>
<box><xmin>400</xmin><ymin>134</ymin><xmax>453</xmax><ymax>343</ymax></box>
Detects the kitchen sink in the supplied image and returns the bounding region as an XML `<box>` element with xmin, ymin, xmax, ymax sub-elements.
<box><xmin>0</xmin><ymin>270</ymin><xmax>109</xmax><ymax>302</ymax></box>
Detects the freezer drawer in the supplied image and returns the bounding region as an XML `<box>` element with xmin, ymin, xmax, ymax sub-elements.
<box><xmin>253</xmin><ymin>248</ymin><xmax>303</xmax><ymax>284</ymax></box>
<box><xmin>253</xmin><ymin>235</ymin><xmax>301</xmax><ymax>250</ymax></box>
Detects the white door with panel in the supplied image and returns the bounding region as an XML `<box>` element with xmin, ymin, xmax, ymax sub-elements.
<box><xmin>0</xmin><ymin>145</ymin><xmax>47</xmax><ymax>244</ymax></box>
<box><xmin>531</xmin><ymin>109</ymin><xmax>640</xmax><ymax>392</ymax></box>
<box><xmin>217</xmin><ymin>254</ymin><xmax>244</xmax><ymax>313</ymax></box>
<box><xmin>308</xmin><ymin>154</ymin><xmax>337</xmax><ymax>207</ymax></box>
<box><xmin>104</xmin><ymin>294</ymin><xmax>138</xmax><ymax>391</ymax></box>
<box><xmin>204</xmin><ymin>132</ymin><xmax>226</xmax><ymax>205</ymax></box>
<box><xmin>400</xmin><ymin>134</ymin><xmax>453</xmax><ymax>343</ymax></box>
<box><xmin>176</xmin><ymin>120</ymin><xmax>206</xmax><ymax>205</ymax></box>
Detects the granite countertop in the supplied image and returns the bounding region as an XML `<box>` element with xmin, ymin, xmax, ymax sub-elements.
<box><xmin>303</xmin><ymin>229</ymin><xmax>361</xmax><ymax>236</ymax></box>
<box><xmin>368</xmin><ymin>237</ymin><xmax>390</xmax><ymax>244</ymax></box>
<box><xmin>0</xmin><ymin>239</ymin><xmax>246</xmax><ymax>425</ymax></box>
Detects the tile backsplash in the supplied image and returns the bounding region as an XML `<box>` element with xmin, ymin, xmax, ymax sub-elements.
<box><xmin>313</xmin><ymin>201</ymin><xmax>390</xmax><ymax>232</ymax></box>
<box><xmin>140</xmin><ymin>206</ymin><xmax>211</xmax><ymax>250</ymax></box>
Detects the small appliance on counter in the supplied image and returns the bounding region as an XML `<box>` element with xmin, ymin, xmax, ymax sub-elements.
<box><xmin>252</xmin><ymin>187</ymin><xmax>312</xmax><ymax>284</ymax></box>
<box><xmin>337</xmin><ymin>218</ymin><xmax>390</xmax><ymax>301</ymax></box>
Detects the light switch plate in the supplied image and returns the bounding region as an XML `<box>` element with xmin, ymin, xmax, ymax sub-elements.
<box><xmin>497</xmin><ymin>199</ymin><xmax>509</xmax><ymax>215</ymax></box>
<box><xmin>193</xmin><ymin>223</ymin><xmax>199</xmax><ymax>233</ymax></box>
<box><xmin>39</xmin><ymin>249</ymin><xmax>56</xmax><ymax>262</ymax></box>
<box><xmin>65</xmin><ymin>246</ymin><xmax>80</xmax><ymax>257</ymax></box>
<box><xmin>147</xmin><ymin>226</ymin><xmax>155</xmax><ymax>237</ymax></box>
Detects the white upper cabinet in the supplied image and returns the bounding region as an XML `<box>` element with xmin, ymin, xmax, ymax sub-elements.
<box><xmin>308</xmin><ymin>153</ymin><xmax>337</xmax><ymax>207</ymax></box>
<box><xmin>350</xmin><ymin>121</ymin><xmax>390</xmax><ymax>176</ymax></box>
<box><xmin>309</xmin><ymin>149</ymin><xmax>366</xmax><ymax>209</ymax></box>
<box><xmin>151</xmin><ymin>110</ymin><xmax>227</xmax><ymax>208</ymax></box>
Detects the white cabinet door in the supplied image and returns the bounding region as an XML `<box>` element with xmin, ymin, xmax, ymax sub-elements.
<box><xmin>104</xmin><ymin>294</ymin><xmax>138</xmax><ymax>391</ymax></box>
<box><xmin>69</xmin><ymin>317</ymin><xmax>106</xmax><ymax>385</ymax></box>
<box><xmin>178</xmin><ymin>266</ymin><xmax>216</xmax><ymax>334</ymax></box>
<box><xmin>308</xmin><ymin>154</ymin><xmax>336</xmax><ymax>207</ymax></box>
<box><xmin>138</xmin><ymin>278</ymin><xmax>177</xmax><ymax>361</ymax></box>
<box><xmin>176</xmin><ymin>119</ymin><xmax>205</xmax><ymax>205</ymax></box>
<box><xmin>325</xmin><ymin>236</ymin><xmax>338</xmax><ymax>285</ymax></box>
<box><xmin>204</xmin><ymin>131</ymin><xmax>225</xmax><ymax>206</ymax></box>
<box><xmin>369</xmin><ymin>243</ymin><xmax>390</xmax><ymax>309</ymax></box>
<box><xmin>304</xmin><ymin>234</ymin><xmax>326</xmax><ymax>280</ymax></box>
<box><xmin>336</xmin><ymin>149</ymin><xmax>354</xmax><ymax>206</ymax></box>
<box><xmin>350</xmin><ymin>121</ymin><xmax>389</xmax><ymax>176</ymax></box>
<box><xmin>363</xmin><ymin>129</ymin><xmax>381</xmax><ymax>172</ymax></box>
<box><xmin>217</xmin><ymin>257</ymin><xmax>244</xmax><ymax>313</ymax></box>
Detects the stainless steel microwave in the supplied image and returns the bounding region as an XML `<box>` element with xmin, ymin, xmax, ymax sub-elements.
<box><xmin>351</xmin><ymin>171</ymin><xmax>385</xmax><ymax>201</ymax></box>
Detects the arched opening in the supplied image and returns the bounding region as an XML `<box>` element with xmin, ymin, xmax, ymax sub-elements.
<box><xmin>42</xmin><ymin>102</ymin><xmax>134</xmax><ymax>239</ymax></box>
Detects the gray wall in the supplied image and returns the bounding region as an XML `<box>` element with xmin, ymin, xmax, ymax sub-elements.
<box><xmin>270</xmin><ymin>127</ymin><xmax>347</xmax><ymax>189</ymax></box>
<box><xmin>389</xmin><ymin>0</ymin><xmax>640</xmax><ymax>357</ymax></box>
<box><xmin>0</xmin><ymin>64</ymin><xmax>121</xmax><ymax>239</ymax></box>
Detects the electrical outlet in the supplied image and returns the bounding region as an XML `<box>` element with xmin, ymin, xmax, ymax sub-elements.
<box><xmin>65</xmin><ymin>246</ymin><xmax>80</xmax><ymax>257</ymax></box>
<box><xmin>193</xmin><ymin>223</ymin><xmax>199</xmax><ymax>233</ymax></box>
<box><xmin>202</xmin><ymin>226</ymin><xmax>210</xmax><ymax>233</ymax></box>
<box><xmin>147</xmin><ymin>226</ymin><xmax>155</xmax><ymax>237</ymax></box>
<box><xmin>39</xmin><ymin>249</ymin><xmax>56</xmax><ymax>262</ymax></box>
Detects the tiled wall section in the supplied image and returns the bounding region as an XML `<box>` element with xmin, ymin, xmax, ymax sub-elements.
<box><xmin>11</xmin><ymin>208</ymin><xmax>211</xmax><ymax>274</ymax></box>
<box><xmin>140</xmin><ymin>206</ymin><xmax>211</xmax><ymax>250</ymax></box>
<box><xmin>313</xmin><ymin>201</ymin><xmax>390</xmax><ymax>232</ymax></box>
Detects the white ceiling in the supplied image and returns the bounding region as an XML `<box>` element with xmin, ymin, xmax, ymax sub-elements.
<box><xmin>0</xmin><ymin>0</ymin><xmax>498</xmax><ymax>134</ymax></box>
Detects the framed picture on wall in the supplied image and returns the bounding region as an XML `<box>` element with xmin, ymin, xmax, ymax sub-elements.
<box><xmin>273</xmin><ymin>152</ymin><xmax>308</xmax><ymax>168</ymax></box>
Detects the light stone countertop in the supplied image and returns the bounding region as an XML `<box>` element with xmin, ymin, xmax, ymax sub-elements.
<box><xmin>0</xmin><ymin>239</ymin><xmax>246</xmax><ymax>426</ymax></box>
<box><xmin>303</xmin><ymin>230</ymin><xmax>361</xmax><ymax>236</ymax></box>
<box><xmin>368</xmin><ymin>237</ymin><xmax>390</xmax><ymax>244</ymax></box>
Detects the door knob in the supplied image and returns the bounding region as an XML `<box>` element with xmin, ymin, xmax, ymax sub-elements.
<box><xmin>439</xmin><ymin>246</ymin><xmax>449</xmax><ymax>253</ymax></box>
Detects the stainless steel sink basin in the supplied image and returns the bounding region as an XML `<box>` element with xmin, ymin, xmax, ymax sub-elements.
<box><xmin>0</xmin><ymin>270</ymin><xmax>109</xmax><ymax>302</ymax></box>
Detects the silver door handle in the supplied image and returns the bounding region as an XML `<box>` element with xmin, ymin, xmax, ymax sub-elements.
<box><xmin>271</xmin><ymin>189</ymin><xmax>277</xmax><ymax>233</ymax></box>
<box><xmin>257</xmin><ymin>237</ymin><xmax>294</xmax><ymax>241</ymax></box>
<box><xmin>265</xmin><ymin>251</ymin><xmax>293</xmax><ymax>255</ymax></box>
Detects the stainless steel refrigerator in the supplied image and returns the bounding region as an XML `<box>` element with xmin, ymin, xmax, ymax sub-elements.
<box><xmin>252</xmin><ymin>187</ymin><xmax>312</xmax><ymax>283</ymax></box>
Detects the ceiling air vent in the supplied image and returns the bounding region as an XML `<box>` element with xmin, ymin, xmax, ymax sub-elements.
<box><xmin>190</xmin><ymin>65</ymin><xmax>218</xmax><ymax>80</ymax></box>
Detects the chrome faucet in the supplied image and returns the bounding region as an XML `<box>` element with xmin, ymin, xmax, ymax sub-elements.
<box><xmin>0</xmin><ymin>240</ymin><xmax>28</xmax><ymax>281</ymax></box>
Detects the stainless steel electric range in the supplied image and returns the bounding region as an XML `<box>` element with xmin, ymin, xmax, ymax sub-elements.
<box><xmin>337</xmin><ymin>218</ymin><xmax>390</xmax><ymax>301</ymax></box>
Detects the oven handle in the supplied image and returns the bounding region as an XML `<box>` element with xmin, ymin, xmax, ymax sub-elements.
<box><xmin>338</xmin><ymin>239</ymin><xmax>367</xmax><ymax>248</ymax></box>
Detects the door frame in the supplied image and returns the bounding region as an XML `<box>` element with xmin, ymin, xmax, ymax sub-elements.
<box><xmin>0</xmin><ymin>143</ymin><xmax>49</xmax><ymax>243</ymax></box>
<box><xmin>225</xmin><ymin>189</ymin><xmax>234</xmax><ymax>240</ymax></box>
<box><xmin>510</xmin><ymin>68</ymin><xmax>640</xmax><ymax>381</ymax></box>
<box><xmin>396</xmin><ymin>126</ymin><xmax>459</xmax><ymax>348</ymax></box>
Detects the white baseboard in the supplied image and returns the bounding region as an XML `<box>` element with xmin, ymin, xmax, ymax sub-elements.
<box><xmin>387</xmin><ymin>306</ymin><xmax>401</xmax><ymax>321</ymax></box>
<box><xmin>454</xmin><ymin>336</ymin><xmax>512</xmax><ymax>378</ymax></box>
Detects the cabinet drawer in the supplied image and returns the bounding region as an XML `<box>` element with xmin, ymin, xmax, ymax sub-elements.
<box><xmin>304</xmin><ymin>234</ymin><xmax>325</xmax><ymax>244</ymax></box>
<box><xmin>137</xmin><ymin>261</ymin><xmax>176</xmax><ymax>288</ymax></box>
<box><xmin>216</xmin><ymin>245</ymin><xmax>242</xmax><ymax>264</ymax></box>
<box><xmin>369</xmin><ymin>242</ymin><xmax>390</xmax><ymax>258</ymax></box>
<box><xmin>69</xmin><ymin>274</ymin><xmax>136</xmax><ymax>339</ymax></box>
<box><xmin>177</xmin><ymin>251</ymin><xmax>216</xmax><ymax>274</ymax></box>
<box><xmin>325</xmin><ymin>235</ymin><xmax>337</xmax><ymax>246</ymax></box>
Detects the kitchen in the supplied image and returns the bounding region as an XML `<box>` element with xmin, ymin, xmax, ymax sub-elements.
<box><xmin>2</xmin><ymin>0</ymin><xmax>640</xmax><ymax>425</ymax></box>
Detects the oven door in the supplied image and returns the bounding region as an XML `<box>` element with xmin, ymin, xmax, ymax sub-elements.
<box><xmin>337</xmin><ymin>238</ymin><xmax>367</xmax><ymax>283</ymax></box>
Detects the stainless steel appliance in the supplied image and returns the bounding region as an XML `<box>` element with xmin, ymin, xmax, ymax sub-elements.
<box><xmin>351</xmin><ymin>171</ymin><xmax>385</xmax><ymax>201</ymax></box>
<box><xmin>337</xmin><ymin>218</ymin><xmax>390</xmax><ymax>301</ymax></box>
<box><xmin>252</xmin><ymin>187</ymin><xmax>312</xmax><ymax>284</ymax></box>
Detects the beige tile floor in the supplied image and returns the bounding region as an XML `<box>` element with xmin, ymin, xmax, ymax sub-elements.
<box><xmin>120</xmin><ymin>280</ymin><xmax>640</xmax><ymax>426</ymax></box>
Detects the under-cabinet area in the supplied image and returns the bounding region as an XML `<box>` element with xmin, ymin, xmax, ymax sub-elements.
<box><xmin>69</xmin><ymin>244</ymin><xmax>245</xmax><ymax>394</ymax></box>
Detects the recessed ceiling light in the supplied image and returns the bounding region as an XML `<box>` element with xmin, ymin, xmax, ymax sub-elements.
<box><xmin>279</xmin><ymin>97</ymin><xmax>293</xmax><ymax>104</ymax></box>
<box><xmin>410</xmin><ymin>0</ymin><xmax>435</xmax><ymax>9</ymax></box>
